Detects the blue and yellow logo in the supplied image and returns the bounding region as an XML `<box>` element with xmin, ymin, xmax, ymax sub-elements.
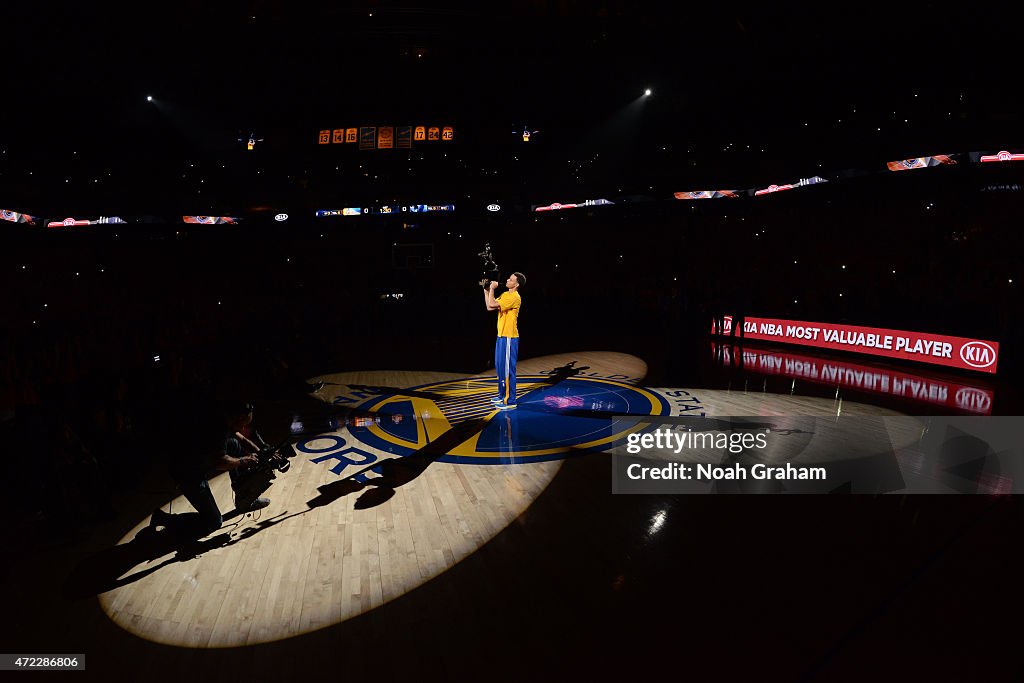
<box><xmin>346</xmin><ymin>375</ymin><xmax>672</xmax><ymax>464</ymax></box>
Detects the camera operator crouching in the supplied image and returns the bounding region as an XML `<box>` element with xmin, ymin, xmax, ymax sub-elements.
<box><xmin>150</xmin><ymin>400</ymin><xmax>270</xmax><ymax>538</ymax></box>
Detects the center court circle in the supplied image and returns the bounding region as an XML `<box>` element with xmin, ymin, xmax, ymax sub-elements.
<box><xmin>346</xmin><ymin>375</ymin><xmax>672</xmax><ymax>464</ymax></box>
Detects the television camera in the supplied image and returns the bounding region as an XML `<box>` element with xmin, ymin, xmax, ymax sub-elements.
<box><xmin>232</xmin><ymin>441</ymin><xmax>297</xmax><ymax>511</ymax></box>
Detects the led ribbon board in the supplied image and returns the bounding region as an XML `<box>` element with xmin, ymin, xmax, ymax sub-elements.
<box><xmin>673</xmin><ymin>191</ymin><xmax>739</xmax><ymax>199</ymax></box>
<box><xmin>886</xmin><ymin>155</ymin><xmax>956</xmax><ymax>171</ymax></box>
<box><xmin>182</xmin><ymin>216</ymin><xmax>239</xmax><ymax>224</ymax></box>
<box><xmin>712</xmin><ymin>316</ymin><xmax>999</xmax><ymax>374</ymax></box>
<box><xmin>1</xmin><ymin>209</ymin><xmax>38</xmax><ymax>225</ymax></box>
<box><xmin>46</xmin><ymin>217</ymin><xmax>123</xmax><ymax>228</ymax></box>
<box><xmin>754</xmin><ymin>177</ymin><xmax>827</xmax><ymax>196</ymax></box>
<box><xmin>980</xmin><ymin>150</ymin><xmax>1024</xmax><ymax>162</ymax></box>
<box><xmin>533</xmin><ymin>199</ymin><xmax>613</xmax><ymax>212</ymax></box>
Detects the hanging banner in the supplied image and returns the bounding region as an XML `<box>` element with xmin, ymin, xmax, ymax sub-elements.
<box><xmin>377</xmin><ymin>126</ymin><xmax>394</xmax><ymax>149</ymax></box>
<box><xmin>346</xmin><ymin>128</ymin><xmax>358</xmax><ymax>143</ymax></box>
<box><xmin>318</xmin><ymin>130</ymin><xmax>330</xmax><ymax>145</ymax></box>
<box><xmin>359</xmin><ymin>127</ymin><xmax>377</xmax><ymax>150</ymax></box>
<box><xmin>397</xmin><ymin>126</ymin><xmax>412</xmax><ymax>148</ymax></box>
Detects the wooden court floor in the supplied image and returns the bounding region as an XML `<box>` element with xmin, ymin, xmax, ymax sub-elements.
<box><xmin>8</xmin><ymin>351</ymin><xmax>1018</xmax><ymax>681</ymax></box>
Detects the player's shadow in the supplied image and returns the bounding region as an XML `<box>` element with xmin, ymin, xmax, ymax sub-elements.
<box><xmin>537</xmin><ymin>361</ymin><xmax>590</xmax><ymax>387</ymax></box>
<box><xmin>313</xmin><ymin>417</ymin><xmax>490</xmax><ymax>510</ymax></box>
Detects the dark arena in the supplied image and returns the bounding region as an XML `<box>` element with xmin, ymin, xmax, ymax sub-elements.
<box><xmin>4</xmin><ymin>4</ymin><xmax>1024</xmax><ymax>681</ymax></box>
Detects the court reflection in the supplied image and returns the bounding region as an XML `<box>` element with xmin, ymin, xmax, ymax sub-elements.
<box><xmin>711</xmin><ymin>341</ymin><xmax>995</xmax><ymax>414</ymax></box>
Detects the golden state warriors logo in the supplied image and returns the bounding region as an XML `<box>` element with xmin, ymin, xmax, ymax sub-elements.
<box><xmin>315</xmin><ymin>375</ymin><xmax>696</xmax><ymax>465</ymax></box>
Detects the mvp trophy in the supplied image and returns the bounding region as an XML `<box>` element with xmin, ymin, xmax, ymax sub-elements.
<box><xmin>478</xmin><ymin>242</ymin><xmax>499</xmax><ymax>289</ymax></box>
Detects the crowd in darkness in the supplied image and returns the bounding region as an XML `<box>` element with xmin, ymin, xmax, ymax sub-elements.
<box><xmin>1</xmin><ymin>163</ymin><xmax>1021</xmax><ymax>535</ymax></box>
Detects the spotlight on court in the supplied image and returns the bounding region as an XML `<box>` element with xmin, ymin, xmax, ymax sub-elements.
<box><xmin>644</xmin><ymin>88</ymin><xmax>652</xmax><ymax>96</ymax></box>
<box><xmin>146</xmin><ymin>95</ymin><xmax>153</xmax><ymax>102</ymax></box>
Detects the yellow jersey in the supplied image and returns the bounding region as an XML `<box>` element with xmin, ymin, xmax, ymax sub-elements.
<box><xmin>496</xmin><ymin>290</ymin><xmax>521</xmax><ymax>338</ymax></box>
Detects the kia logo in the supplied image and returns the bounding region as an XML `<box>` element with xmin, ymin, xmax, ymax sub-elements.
<box><xmin>274</xmin><ymin>213</ymin><xmax>288</xmax><ymax>221</ymax></box>
<box><xmin>486</xmin><ymin>204</ymin><xmax>501</xmax><ymax>212</ymax></box>
<box><xmin>955</xmin><ymin>387</ymin><xmax>992</xmax><ymax>413</ymax></box>
<box><xmin>960</xmin><ymin>341</ymin><xmax>996</xmax><ymax>369</ymax></box>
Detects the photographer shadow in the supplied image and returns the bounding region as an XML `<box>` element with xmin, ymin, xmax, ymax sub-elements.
<box><xmin>61</xmin><ymin>507</ymin><xmax>296</xmax><ymax>600</ymax></box>
<box><xmin>61</xmin><ymin>527</ymin><xmax>225</xmax><ymax>599</ymax></box>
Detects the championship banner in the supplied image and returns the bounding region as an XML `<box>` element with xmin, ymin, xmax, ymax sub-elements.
<box><xmin>182</xmin><ymin>216</ymin><xmax>239</xmax><ymax>225</ymax></box>
<box><xmin>714</xmin><ymin>343</ymin><xmax>994</xmax><ymax>414</ymax></box>
<box><xmin>397</xmin><ymin>126</ymin><xmax>412</xmax><ymax>148</ymax></box>
<box><xmin>712</xmin><ymin>316</ymin><xmax>999</xmax><ymax>374</ymax></box>
<box><xmin>1</xmin><ymin>209</ymin><xmax>38</xmax><ymax>225</ymax></box>
<box><xmin>359</xmin><ymin>127</ymin><xmax>376</xmax><ymax>150</ymax></box>
<box><xmin>323</xmin><ymin>125</ymin><xmax>451</xmax><ymax>147</ymax></box>
<box><xmin>673</xmin><ymin>190</ymin><xmax>739</xmax><ymax>200</ymax></box>
<box><xmin>886</xmin><ymin>155</ymin><xmax>956</xmax><ymax>171</ymax></box>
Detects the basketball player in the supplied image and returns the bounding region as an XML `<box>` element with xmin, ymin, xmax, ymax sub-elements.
<box><xmin>484</xmin><ymin>273</ymin><xmax>525</xmax><ymax>409</ymax></box>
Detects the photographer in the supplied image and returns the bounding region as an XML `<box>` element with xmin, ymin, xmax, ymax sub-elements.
<box><xmin>150</xmin><ymin>400</ymin><xmax>270</xmax><ymax>538</ymax></box>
